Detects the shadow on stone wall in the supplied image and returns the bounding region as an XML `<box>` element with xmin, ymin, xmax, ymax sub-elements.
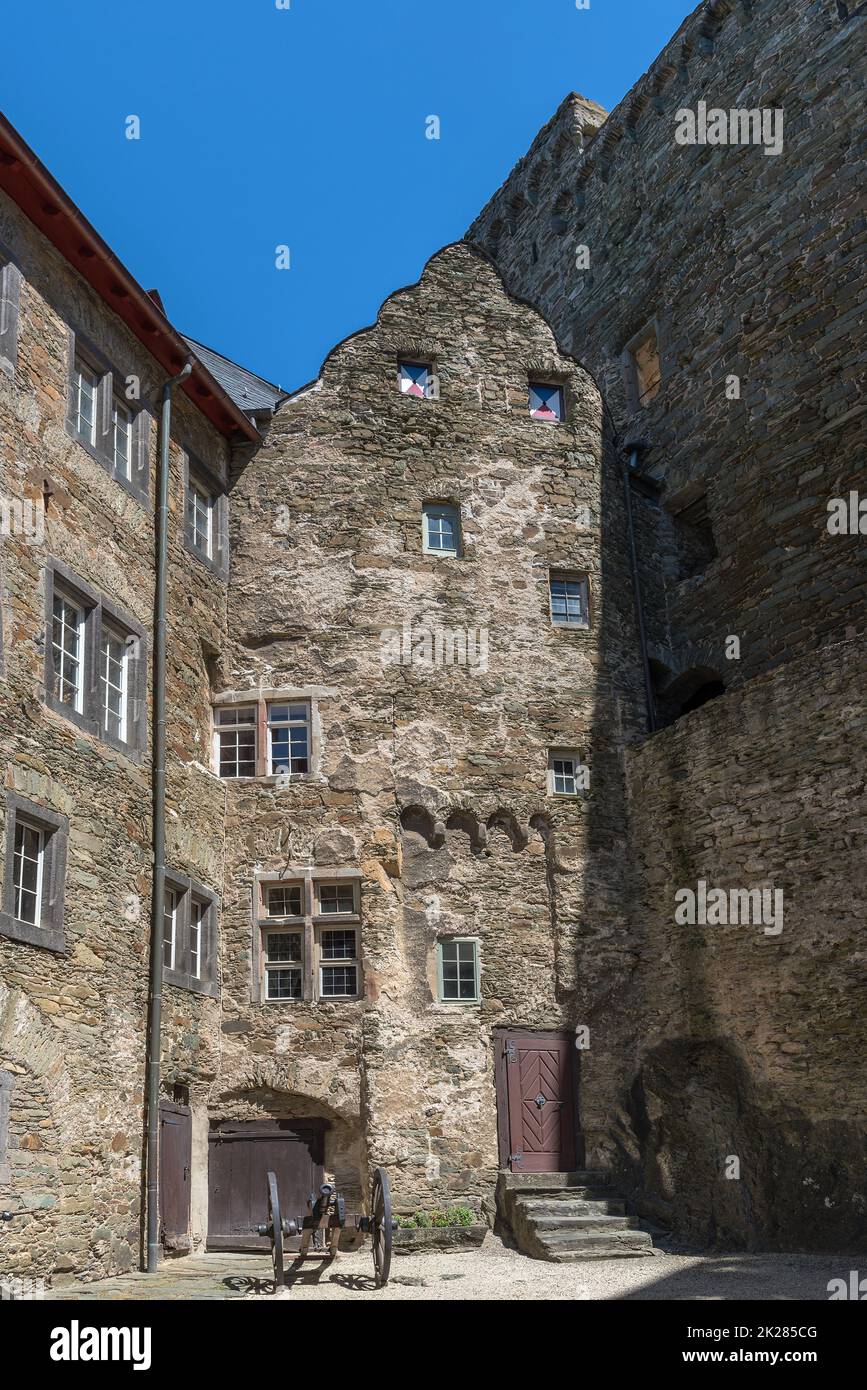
<box><xmin>607</xmin><ymin>1037</ymin><xmax>867</xmax><ymax>1253</ymax></box>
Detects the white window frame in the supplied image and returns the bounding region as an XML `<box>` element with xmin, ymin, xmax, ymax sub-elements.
<box><xmin>266</xmin><ymin>700</ymin><xmax>311</xmax><ymax>777</ymax></box>
<box><xmin>186</xmin><ymin>477</ymin><xmax>215</xmax><ymax>559</ymax></box>
<box><xmin>437</xmin><ymin>937</ymin><xmax>480</xmax><ymax>1004</ymax></box>
<box><xmin>263</xmin><ymin>928</ymin><xmax>304</xmax><ymax>1001</ymax></box>
<box><xmin>255</xmin><ymin>870</ymin><xmax>362</xmax><ymax>1004</ymax></box>
<box><xmin>398</xmin><ymin>360</ymin><xmax>433</xmax><ymax>399</ymax></box>
<box><xmin>215</xmin><ymin>704</ymin><xmax>258</xmax><ymax>779</ymax></box>
<box><xmin>99</xmin><ymin>622</ymin><xmax>130</xmax><ymax>744</ymax></box>
<box><xmin>73</xmin><ymin>355</ymin><xmax>99</xmax><ymax>445</ymax></box>
<box><xmin>51</xmin><ymin>589</ymin><xmax>87</xmax><ymax>714</ymax></box>
<box><xmin>422</xmin><ymin>502</ymin><xmax>461</xmax><ymax>558</ymax></box>
<box><xmin>265</xmin><ymin>881</ymin><xmax>304</xmax><ymax>918</ymax></box>
<box><xmin>12</xmin><ymin>820</ymin><xmax>44</xmax><ymax>927</ymax></box>
<box><xmin>547</xmin><ymin>748</ymin><xmax>587</xmax><ymax>797</ymax></box>
<box><xmin>549</xmin><ymin>571</ymin><xmax>590</xmax><ymax>629</ymax></box>
<box><xmin>317</xmin><ymin>926</ymin><xmax>360</xmax><ymax>1001</ymax></box>
<box><xmin>112</xmin><ymin>395</ymin><xmax>133</xmax><ymax>479</ymax></box>
<box><xmin>163</xmin><ymin>887</ymin><xmax>178</xmax><ymax>970</ymax></box>
<box><xmin>528</xmin><ymin>382</ymin><xmax>565</xmax><ymax>422</ymax></box>
<box><xmin>189</xmin><ymin>896</ymin><xmax>208</xmax><ymax>981</ymax></box>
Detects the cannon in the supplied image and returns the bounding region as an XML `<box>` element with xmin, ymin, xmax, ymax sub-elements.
<box><xmin>257</xmin><ymin>1166</ymin><xmax>396</xmax><ymax>1290</ymax></box>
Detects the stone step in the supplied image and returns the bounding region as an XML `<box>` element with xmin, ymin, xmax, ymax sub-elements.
<box><xmin>536</xmin><ymin>1229</ymin><xmax>656</xmax><ymax>1261</ymax></box>
<box><xmin>519</xmin><ymin>1196</ymin><xmax>625</xmax><ymax>1215</ymax></box>
<box><xmin>503</xmin><ymin>1169</ymin><xmax>610</xmax><ymax>1189</ymax></box>
<box><xmin>525</xmin><ymin>1213</ymin><xmax>638</xmax><ymax>1233</ymax></box>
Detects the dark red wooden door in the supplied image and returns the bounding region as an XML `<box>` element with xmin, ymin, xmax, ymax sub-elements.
<box><xmin>159</xmin><ymin>1101</ymin><xmax>191</xmax><ymax>1245</ymax></box>
<box><xmin>502</xmin><ymin>1031</ymin><xmax>576</xmax><ymax>1172</ymax></box>
<box><xmin>207</xmin><ymin>1119</ymin><xmax>325</xmax><ymax>1251</ymax></box>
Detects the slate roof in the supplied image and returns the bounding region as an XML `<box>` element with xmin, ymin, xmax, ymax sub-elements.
<box><xmin>182</xmin><ymin>335</ymin><xmax>286</xmax><ymax>418</ymax></box>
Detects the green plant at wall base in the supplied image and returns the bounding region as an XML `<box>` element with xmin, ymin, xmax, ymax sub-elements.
<box><xmin>396</xmin><ymin>1206</ymin><xmax>475</xmax><ymax>1229</ymax></box>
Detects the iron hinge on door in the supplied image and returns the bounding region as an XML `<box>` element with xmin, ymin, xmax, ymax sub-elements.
<box><xmin>509</xmin><ymin>1151</ymin><xmax>524</xmax><ymax>1167</ymax></box>
<box><xmin>505</xmin><ymin>1040</ymin><xmax>517</xmax><ymax>1063</ymax></box>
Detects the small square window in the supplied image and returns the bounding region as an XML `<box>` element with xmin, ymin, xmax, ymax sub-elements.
<box><xmin>549</xmin><ymin>571</ymin><xmax>589</xmax><ymax>628</ymax></box>
<box><xmin>438</xmin><ymin>938</ymin><xmax>479</xmax><ymax>1003</ymax></box>
<box><xmin>264</xmin><ymin>931</ymin><xmax>303</xmax><ymax>1000</ymax></box>
<box><xmin>422</xmin><ymin>503</ymin><xmax>460</xmax><ymax>557</ymax></box>
<box><xmin>529</xmin><ymin>383</ymin><xmax>564</xmax><ymax>422</ymax></box>
<box><xmin>399</xmin><ymin>361</ymin><xmax>433</xmax><ymax>399</ymax></box>
<box><xmin>265</xmin><ymin>883</ymin><xmax>304</xmax><ymax>918</ymax></box>
<box><xmin>547</xmin><ymin>749</ymin><xmax>587</xmax><ymax>797</ymax></box>
<box><xmin>216</xmin><ymin>705</ymin><xmax>257</xmax><ymax>778</ymax></box>
<box><xmin>267</xmin><ymin>702</ymin><xmax>310</xmax><ymax>776</ymax></box>
<box><xmin>317</xmin><ymin>882</ymin><xmax>357</xmax><ymax>916</ymax></box>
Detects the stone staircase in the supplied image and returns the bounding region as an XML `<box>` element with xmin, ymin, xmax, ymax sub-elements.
<box><xmin>497</xmin><ymin>1170</ymin><xmax>657</xmax><ymax>1262</ymax></box>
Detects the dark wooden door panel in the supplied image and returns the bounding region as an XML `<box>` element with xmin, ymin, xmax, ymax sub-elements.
<box><xmin>499</xmin><ymin>1031</ymin><xmax>576</xmax><ymax>1172</ymax></box>
<box><xmin>159</xmin><ymin>1101</ymin><xmax>191</xmax><ymax>1244</ymax></box>
<box><xmin>207</xmin><ymin>1119</ymin><xmax>325</xmax><ymax>1251</ymax></box>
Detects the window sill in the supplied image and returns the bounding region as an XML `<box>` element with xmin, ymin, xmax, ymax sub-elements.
<box><xmin>164</xmin><ymin>968</ymin><xmax>219</xmax><ymax>999</ymax></box>
<box><xmin>44</xmin><ymin>700</ymin><xmax>145</xmax><ymax>765</ymax></box>
<box><xmin>0</xmin><ymin>913</ymin><xmax>65</xmax><ymax>953</ymax></box>
<box><xmin>183</xmin><ymin>535</ymin><xmax>227</xmax><ymax>581</ymax></box>
<box><xmin>551</xmin><ymin>621</ymin><xmax>590</xmax><ymax>632</ymax></box>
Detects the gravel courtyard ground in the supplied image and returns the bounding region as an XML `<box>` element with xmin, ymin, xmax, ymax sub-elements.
<box><xmin>43</xmin><ymin>1237</ymin><xmax>850</xmax><ymax>1301</ymax></box>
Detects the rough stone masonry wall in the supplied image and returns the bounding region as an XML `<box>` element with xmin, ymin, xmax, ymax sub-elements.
<box><xmin>621</xmin><ymin>638</ymin><xmax>867</xmax><ymax>1250</ymax></box>
<box><xmin>468</xmin><ymin>0</ymin><xmax>867</xmax><ymax>1246</ymax></box>
<box><xmin>220</xmin><ymin>242</ymin><xmax>646</xmax><ymax>1215</ymax></box>
<box><xmin>0</xmin><ymin>187</ymin><xmax>229</xmax><ymax>1285</ymax></box>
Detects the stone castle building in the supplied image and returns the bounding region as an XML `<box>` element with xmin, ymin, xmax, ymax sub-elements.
<box><xmin>0</xmin><ymin>0</ymin><xmax>864</xmax><ymax>1286</ymax></box>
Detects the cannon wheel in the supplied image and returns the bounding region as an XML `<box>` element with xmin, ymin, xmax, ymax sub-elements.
<box><xmin>370</xmin><ymin>1166</ymin><xmax>393</xmax><ymax>1289</ymax></box>
<box><xmin>267</xmin><ymin>1170</ymin><xmax>285</xmax><ymax>1289</ymax></box>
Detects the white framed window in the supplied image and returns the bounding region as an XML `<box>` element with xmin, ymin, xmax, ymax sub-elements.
<box><xmin>437</xmin><ymin>938</ymin><xmax>480</xmax><ymax>1003</ymax></box>
<box><xmin>163</xmin><ymin>887</ymin><xmax>178</xmax><ymax>970</ymax></box>
<box><xmin>422</xmin><ymin>502</ymin><xmax>460</xmax><ymax>557</ymax></box>
<box><xmin>549</xmin><ymin>571</ymin><xmax>590</xmax><ymax>628</ymax></box>
<box><xmin>529</xmin><ymin>382</ymin><xmax>564</xmax><ymax>422</ymax></box>
<box><xmin>267</xmin><ymin>701</ymin><xmax>310</xmax><ymax>776</ymax></box>
<box><xmin>1</xmin><ymin>795</ymin><xmax>69</xmax><ymax>952</ymax></box>
<box><xmin>256</xmin><ymin>870</ymin><xmax>362</xmax><ymax>1004</ymax></box>
<box><xmin>51</xmin><ymin>589</ymin><xmax>87</xmax><ymax>713</ymax></box>
<box><xmin>216</xmin><ymin>705</ymin><xmax>257</xmax><ymax>778</ymax></box>
<box><xmin>316</xmin><ymin>881</ymin><xmax>357</xmax><ymax>916</ymax></box>
<box><xmin>399</xmin><ymin>361</ymin><xmax>433</xmax><ymax>398</ymax></box>
<box><xmin>265</xmin><ymin>882</ymin><xmax>304</xmax><ymax>918</ymax></box>
<box><xmin>112</xmin><ymin>396</ymin><xmax>133</xmax><ymax>478</ymax></box>
<box><xmin>547</xmin><ymin>748</ymin><xmax>588</xmax><ymax>797</ymax></box>
<box><xmin>318</xmin><ymin>927</ymin><xmax>359</xmax><ymax>999</ymax></box>
<box><xmin>73</xmin><ymin>356</ymin><xmax>99</xmax><ymax>445</ymax></box>
<box><xmin>189</xmin><ymin>897</ymin><xmax>208</xmax><ymax>980</ymax></box>
<box><xmin>12</xmin><ymin>821</ymin><xmax>44</xmax><ymax>927</ymax></box>
<box><xmin>100</xmin><ymin>623</ymin><xmax>130</xmax><ymax>743</ymax></box>
<box><xmin>264</xmin><ymin>930</ymin><xmax>303</xmax><ymax>1000</ymax></box>
<box><xmin>186</xmin><ymin>477</ymin><xmax>214</xmax><ymax>558</ymax></box>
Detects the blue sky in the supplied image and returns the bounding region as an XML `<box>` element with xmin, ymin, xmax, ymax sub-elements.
<box><xmin>2</xmin><ymin>0</ymin><xmax>692</xmax><ymax>393</ymax></box>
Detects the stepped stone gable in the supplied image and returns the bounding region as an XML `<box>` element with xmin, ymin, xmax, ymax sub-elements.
<box><xmin>220</xmin><ymin>242</ymin><xmax>626</xmax><ymax>1211</ymax></box>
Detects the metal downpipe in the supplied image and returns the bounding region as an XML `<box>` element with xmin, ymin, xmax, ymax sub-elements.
<box><xmin>145</xmin><ymin>361</ymin><xmax>192</xmax><ymax>1273</ymax></box>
